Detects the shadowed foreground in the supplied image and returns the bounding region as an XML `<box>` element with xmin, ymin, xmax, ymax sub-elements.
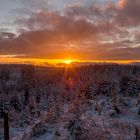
<box><xmin>0</xmin><ymin>64</ymin><xmax>140</xmax><ymax>140</ymax></box>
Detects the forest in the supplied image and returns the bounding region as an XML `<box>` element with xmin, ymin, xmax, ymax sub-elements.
<box><xmin>0</xmin><ymin>64</ymin><xmax>140</xmax><ymax>140</ymax></box>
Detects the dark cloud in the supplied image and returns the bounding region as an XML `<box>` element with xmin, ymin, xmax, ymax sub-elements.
<box><xmin>134</xmin><ymin>31</ymin><xmax>140</xmax><ymax>44</ymax></box>
<box><xmin>116</xmin><ymin>0</ymin><xmax>140</xmax><ymax>26</ymax></box>
<box><xmin>93</xmin><ymin>43</ymin><xmax>140</xmax><ymax>60</ymax></box>
<box><xmin>0</xmin><ymin>32</ymin><xmax>16</xmax><ymax>39</ymax></box>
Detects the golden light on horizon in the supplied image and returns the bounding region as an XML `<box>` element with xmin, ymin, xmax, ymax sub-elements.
<box><xmin>0</xmin><ymin>57</ymin><xmax>140</xmax><ymax>66</ymax></box>
<box><xmin>64</xmin><ymin>59</ymin><xmax>73</xmax><ymax>64</ymax></box>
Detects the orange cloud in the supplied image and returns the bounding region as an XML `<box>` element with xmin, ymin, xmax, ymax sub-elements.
<box><xmin>119</xmin><ymin>0</ymin><xmax>126</xmax><ymax>8</ymax></box>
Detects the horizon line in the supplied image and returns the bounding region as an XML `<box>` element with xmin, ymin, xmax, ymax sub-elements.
<box><xmin>0</xmin><ymin>57</ymin><xmax>140</xmax><ymax>66</ymax></box>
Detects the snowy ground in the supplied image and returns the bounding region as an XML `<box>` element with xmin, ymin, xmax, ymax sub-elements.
<box><xmin>0</xmin><ymin>64</ymin><xmax>140</xmax><ymax>140</ymax></box>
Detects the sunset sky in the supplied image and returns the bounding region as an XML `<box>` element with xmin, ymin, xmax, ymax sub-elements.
<box><xmin>0</xmin><ymin>0</ymin><xmax>140</xmax><ymax>64</ymax></box>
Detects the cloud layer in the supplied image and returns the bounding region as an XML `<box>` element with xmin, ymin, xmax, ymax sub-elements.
<box><xmin>0</xmin><ymin>0</ymin><xmax>140</xmax><ymax>60</ymax></box>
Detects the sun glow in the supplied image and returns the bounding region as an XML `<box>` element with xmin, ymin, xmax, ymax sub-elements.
<box><xmin>0</xmin><ymin>57</ymin><xmax>139</xmax><ymax>66</ymax></box>
<box><xmin>64</xmin><ymin>59</ymin><xmax>73</xmax><ymax>64</ymax></box>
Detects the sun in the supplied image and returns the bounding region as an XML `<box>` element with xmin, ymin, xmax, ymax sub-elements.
<box><xmin>64</xmin><ymin>59</ymin><xmax>73</xmax><ymax>64</ymax></box>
